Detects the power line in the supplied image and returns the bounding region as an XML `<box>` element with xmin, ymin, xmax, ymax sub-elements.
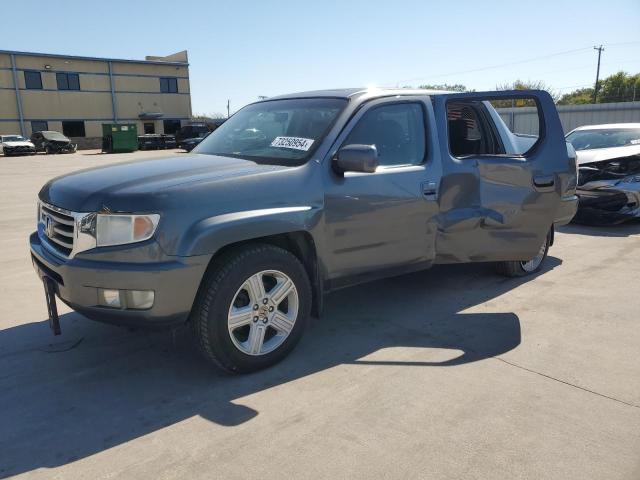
<box><xmin>391</xmin><ymin>41</ymin><xmax>640</xmax><ymax>86</ymax></box>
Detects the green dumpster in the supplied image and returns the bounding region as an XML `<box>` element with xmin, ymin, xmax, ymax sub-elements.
<box><xmin>102</xmin><ymin>123</ymin><xmax>138</xmax><ymax>153</ymax></box>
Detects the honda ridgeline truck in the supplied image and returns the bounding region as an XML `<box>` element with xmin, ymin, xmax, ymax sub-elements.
<box><xmin>30</xmin><ymin>88</ymin><xmax>578</xmax><ymax>373</ymax></box>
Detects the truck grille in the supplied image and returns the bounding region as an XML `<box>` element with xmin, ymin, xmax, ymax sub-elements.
<box><xmin>40</xmin><ymin>203</ymin><xmax>75</xmax><ymax>257</ymax></box>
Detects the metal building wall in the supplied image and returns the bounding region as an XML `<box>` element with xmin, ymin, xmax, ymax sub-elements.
<box><xmin>496</xmin><ymin>101</ymin><xmax>640</xmax><ymax>134</ymax></box>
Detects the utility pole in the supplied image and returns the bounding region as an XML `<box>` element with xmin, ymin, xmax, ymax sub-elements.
<box><xmin>227</xmin><ymin>99</ymin><xmax>230</xmax><ymax>118</ymax></box>
<box><xmin>593</xmin><ymin>45</ymin><xmax>604</xmax><ymax>103</ymax></box>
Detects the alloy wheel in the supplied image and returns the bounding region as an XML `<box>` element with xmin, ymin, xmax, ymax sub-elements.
<box><xmin>227</xmin><ymin>270</ymin><xmax>299</xmax><ymax>356</ymax></box>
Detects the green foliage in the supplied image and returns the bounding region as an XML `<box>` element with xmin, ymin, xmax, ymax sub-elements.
<box><xmin>496</xmin><ymin>80</ymin><xmax>560</xmax><ymax>103</ymax></box>
<box><xmin>557</xmin><ymin>88</ymin><xmax>594</xmax><ymax>105</ymax></box>
<box><xmin>558</xmin><ymin>71</ymin><xmax>639</xmax><ymax>105</ymax></box>
<box><xmin>597</xmin><ymin>71</ymin><xmax>640</xmax><ymax>103</ymax></box>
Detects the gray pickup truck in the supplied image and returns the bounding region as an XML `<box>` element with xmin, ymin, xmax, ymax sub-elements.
<box><xmin>30</xmin><ymin>88</ymin><xmax>577</xmax><ymax>373</ymax></box>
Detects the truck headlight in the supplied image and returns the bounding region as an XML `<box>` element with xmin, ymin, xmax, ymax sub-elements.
<box><xmin>94</xmin><ymin>214</ymin><xmax>160</xmax><ymax>247</ymax></box>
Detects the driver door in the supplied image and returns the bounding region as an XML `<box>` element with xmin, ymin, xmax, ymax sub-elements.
<box><xmin>322</xmin><ymin>97</ymin><xmax>441</xmax><ymax>287</ymax></box>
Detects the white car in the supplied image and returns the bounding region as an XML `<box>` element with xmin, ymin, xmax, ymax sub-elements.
<box><xmin>565</xmin><ymin>123</ymin><xmax>640</xmax><ymax>224</ymax></box>
<box><xmin>0</xmin><ymin>135</ymin><xmax>36</xmax><ymax>156</ymax></box>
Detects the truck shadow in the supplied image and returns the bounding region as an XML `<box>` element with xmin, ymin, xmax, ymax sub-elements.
<box><xmin>0</xmin><ymin>258</ymin><xmax>560</xmax><ymax>478</ymax></box>
<box><xmin>558</xmin><ymin>220</ymin><xmax>640</xmax><ymax>237</ymax></box>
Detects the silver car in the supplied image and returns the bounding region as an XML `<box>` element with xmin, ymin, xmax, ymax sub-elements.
<box><xmin>0</xmin><ymin>134</ymin><xmax>36</xmax><ymax>156</ymax></box>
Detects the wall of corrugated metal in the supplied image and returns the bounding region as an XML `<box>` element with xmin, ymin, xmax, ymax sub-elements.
<box><xmin>496</xmin><ymin>101</ymin><xmax>640</xmax><ymax>134</ymax></box>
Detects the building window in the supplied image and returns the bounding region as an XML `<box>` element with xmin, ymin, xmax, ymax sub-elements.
<box><xmin>144</xmin><ymin>122</ymin><xmax>155</xmax><ymax>134</ymax></box>
<box><xmin>24</xmin><ymin>71</ymin><xmax>43</xmax><ymax>90</ymax></box>
<box><xmin>31</xmin><ymin>121</ymin><xmax>48</xmax><ymax>133</ymax></box>
<box><xmin>160</xmin><ymin>77</ymin><xmax>178</xmax><ymax>93</ymax></box>
<box><xmin>163</xmin><ymin>119</ymin><xmax>181</xmax><ymax>135</ymax></box>
<box><xmin>62</xmin><ymin>121</ymin><xmax>86</xmax><ymax>137</ymax></box>
<box><xmin>56</xmin><ymin>73</ymin><xmax>80</xmax><ymax>91</ymax></box>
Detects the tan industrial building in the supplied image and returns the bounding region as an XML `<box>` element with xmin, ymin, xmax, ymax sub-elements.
<box><xmin>0</xmin><ymin>49</ymin><xmax>192</xmax><ymax>147</ymax></box>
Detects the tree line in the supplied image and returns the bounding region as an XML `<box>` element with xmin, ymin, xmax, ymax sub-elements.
<box><xmin>417</xmin><ymin>71</ymin><xmax>640</xmax><ymax>105</ymax></box>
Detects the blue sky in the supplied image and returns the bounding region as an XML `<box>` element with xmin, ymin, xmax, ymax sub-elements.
<box><xmin>2</xmin><ymin>0</ymin><xmax>639</xmax><ymax>115</ymax></box>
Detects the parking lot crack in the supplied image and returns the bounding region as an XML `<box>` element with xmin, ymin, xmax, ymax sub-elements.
<box><xmin>494</xmin><ymin>357</ymin><xmax>640</xmax><ymax>409</ymax></box>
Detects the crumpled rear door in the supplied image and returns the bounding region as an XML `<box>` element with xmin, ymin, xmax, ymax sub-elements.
<box><xmin>432</xmin><ymin>90</ymin><xmax>569</xmax><ymax>263</ymax></box>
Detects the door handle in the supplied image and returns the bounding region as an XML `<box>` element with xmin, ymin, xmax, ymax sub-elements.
<box><xmin>421</xmin><ymin>181</ymin><xmax>438</xmax><ymax>197</ymax></box>
<box><xmin>533</xmin><ymin>175</ymin><xmax>555</xmax><ymax>188</ymax></box>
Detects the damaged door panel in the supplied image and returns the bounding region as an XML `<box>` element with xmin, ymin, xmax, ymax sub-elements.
<box><xmin>432</xmin><ymin>90</ymin><xmax>572</xmax><ymax>263</ymax></box>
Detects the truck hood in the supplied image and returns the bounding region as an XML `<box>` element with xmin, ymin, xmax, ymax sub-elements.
<box><xmin>576</xmin><ymin>144</ymin><xmax>640</xmax><ymax>166</ymax></box>
<box><xmin>39</xmin><ymin>154</ymin><xmax>289</xmax><ymax>212</ymax></box>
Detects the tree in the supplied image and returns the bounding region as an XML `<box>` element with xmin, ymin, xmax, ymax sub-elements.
<box><xmin>496</xmin><ymin>80</ymin><xmax>560</xmax><ymax>103</ymax></box>
<box><xmin>557</xmin><ymin>88</ymin><xmax>594</xmax><ymax>105</ymax></box>
<box><xmin>557</xmin><ymin>71</ymin><xmax>639</xmax><ymax>105</ymax></box>
<box><xmin>597</xmin><ymin>71</ymin><xmax>640</xmax><ymax>103</ymax></box>
<box><xmin>192</xmin><ymin>113</ymin><xmax>226</xmax><ymax>121</ymax></box>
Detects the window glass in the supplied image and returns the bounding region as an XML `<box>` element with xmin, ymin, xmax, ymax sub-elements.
<box><xmin>31</xmin><ymin>120</ymin><xmax>48</xmax><ymax>133</ymax></box>
<box><xmin>163</xmin><ymin>119</ymin><xmax>181</xmax><ymax>134</ymax></box>
<box><xmin>24</xmin><ymin>71</ymin><xmax>42</xmax><ymax>89</ymax></box>
<box><xmin>144</xmin><ymin>122</ymin><xmax>155</xmax><ymax>134</ymax></box>
<box><xmin>67</xmin><ymin>73</ymin><xmax>80</xmax><ymax>90</ymax></box>
<box><xmin>343</xmin><ymin>103</ymin><xmax>426</xmax><ymax>166</ymax></box>
<box><xmin>62</xmin><ymin>121</ymin><xmax>85</xmax><ymax>137</ymax></box>
<box><xmin>56</xmin><ymin>73</ymin><xmax>68</xmax><ymax>90</ymax></box>
<box><xmin>196</xmin><ymin>98</ymin><xmax>346</xmax><ymax>165</ymax></box>
<box><xmin>160</xmin><ymin>77</ymin><xmax>178</xmax><ymax>93</ymax></box>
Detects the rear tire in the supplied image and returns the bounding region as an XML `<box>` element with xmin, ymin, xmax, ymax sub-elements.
<box><xmin>495</xmin><ymin>229</ymin><xmax>551</xmax><ymax>277</ymax></box>
<box><xmin>190</xmin><ymin>244</ymin><xmax>311</xmax><ymax>373</ymax></box>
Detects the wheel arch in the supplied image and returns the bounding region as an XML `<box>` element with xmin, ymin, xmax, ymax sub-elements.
<box><xmin>192</xmin><ymin>230</ymin><xmax>323</xmax><ymax>320</ymax></box>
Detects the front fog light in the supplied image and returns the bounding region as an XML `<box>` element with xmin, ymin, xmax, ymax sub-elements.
<box><xmin>127</xmin><ymin>290</ymin><xmax>155</xmax><ymax>309</ymax></box>
<box><xmin>97</xmin><ymin>288</ymin><xmax>154</xmax><ymax>310</ymax></box>
<box><xmin>98</xmin><ymin>288</ymin><xmax>121</xmax><ymax>308</ymax></box>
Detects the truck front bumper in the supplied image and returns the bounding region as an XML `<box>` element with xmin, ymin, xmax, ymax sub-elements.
<box><xmin>30</xmin><ymin>232</ymin><xmax>211</xmax><ymax>328</ymax></box>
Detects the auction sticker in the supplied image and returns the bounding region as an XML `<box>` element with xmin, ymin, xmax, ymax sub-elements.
<box><xmin>270</xmin><ymin>136</ymin><xmax>314</xmax><ymax>151</ymax></box>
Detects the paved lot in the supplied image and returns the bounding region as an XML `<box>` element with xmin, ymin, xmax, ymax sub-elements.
<box><xmin>1</xmin><ymin>150</ymin><xmax>639</xmax><ymax>479</ymax></box>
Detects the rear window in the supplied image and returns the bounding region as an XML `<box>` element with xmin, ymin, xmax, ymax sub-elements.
<box><xmin>196</xmin><ymin>98</ymin><xmax>347</xmax><ymax>165</ymax></box>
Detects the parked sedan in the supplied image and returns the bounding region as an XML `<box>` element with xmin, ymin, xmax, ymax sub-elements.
<box><xmin>566</xmin><ymin>123</ymin><xmax>640</xmax><ymax>225</ymax></box>
<box><xmin>0</xmin><ymin>135</ymin><xmax>36</xmax><ymax>156</ymax></box>
<box><xmin>30</xmin><ymin>131</ymin><xmax>77</xmax><ymax>154</ymax></box>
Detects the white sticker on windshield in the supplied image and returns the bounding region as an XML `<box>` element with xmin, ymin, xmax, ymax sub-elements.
<box><xmin>270</xmin><ymin>136</ymin><xmax>314</xmax><ymax>151</ymax></box>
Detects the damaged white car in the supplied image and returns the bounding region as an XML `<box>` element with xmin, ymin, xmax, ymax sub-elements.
<box><xmin>0</xmin><ymin>135</ymin><xmax>36</xmax><ymax>156</ymax></box>
<box><xmin>566</xmin><ymin>123</ymin><xmax>640</xmax><ymax>224</ymax></box>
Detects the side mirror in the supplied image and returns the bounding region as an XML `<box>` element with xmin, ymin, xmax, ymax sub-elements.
<box><xmin>334</xmin><ymin>144</ymin><xmax>378</xmax><ymax>174</ymax></box>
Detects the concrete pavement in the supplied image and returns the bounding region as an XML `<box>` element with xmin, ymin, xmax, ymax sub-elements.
<box><xmin>1</xmin><ymin>150</ymin><xmax>639</xmax><ymax>479</ymax></box>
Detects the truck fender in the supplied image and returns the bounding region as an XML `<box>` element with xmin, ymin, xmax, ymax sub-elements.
<box><xmin>177</xmin><ymin>206</ymin><xmax>322</xmax><ymax>257</ymax></box>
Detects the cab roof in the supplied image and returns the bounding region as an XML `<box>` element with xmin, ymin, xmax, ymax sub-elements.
<box><xmin>266</xmin><ymin>87</ymin><xmax>452</xmax><ymax>101</ymax></box>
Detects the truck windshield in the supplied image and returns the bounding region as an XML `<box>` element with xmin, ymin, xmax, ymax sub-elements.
<box><xmin>195</xmin><ymin>98</ymin><xmax>347</xmax><ymax>164</ymax></box>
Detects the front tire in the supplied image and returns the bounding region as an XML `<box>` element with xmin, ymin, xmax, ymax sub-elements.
<box><xmin>495</xmin><ymin>229</ymin><xmax>551</xmax><ymax>277</ymax></box>
<box><xmin>190</xmin><ymin>244</ymin><xmax>311</xmax><ymax>373</ymax></box>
